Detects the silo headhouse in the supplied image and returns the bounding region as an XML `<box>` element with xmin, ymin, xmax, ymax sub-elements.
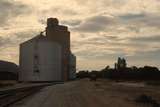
<box><xmin>19</xmin><ymin>18</ymin><xmax>76</xmax><ymax>82</ymax></box>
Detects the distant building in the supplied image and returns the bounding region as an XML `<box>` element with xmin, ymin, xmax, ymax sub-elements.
<box><xmin>19</xmin><ymin>18</ymin><xmax>76</xmax><ymax>82</ymax></box>
<box><xmin>115</xmin><ymin>57</ymin><xmax>127</xmax><ymax>70</ymax></box>
<box><xmin>0</xmin><ymin>60</ymin><xmax>18</xmax><ymax>80</ymax></box>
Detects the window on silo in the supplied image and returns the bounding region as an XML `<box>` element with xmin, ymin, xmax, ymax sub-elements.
<box><xmin>34</xmin><ymin>69</ymin><xmax>40</xmax><ymax>73</ymax></box>
<box><xmin>34</xmin><ymin>54</ymin><xmax>39</xmax><ymax>65</ymax></box>
<box><xmin>33</xmin><ymin>54</ymin><xmax>40</xmax><ymax>73</ymax></box>
<box><xmin>34</xmin><ymin>55</ymin><xmax>38</xmax><ymax>59</ymax></box>
<box><xmin>33</xmin><ymin>65</ymin><xmax>40</xmax><ymax>73</ymax></box>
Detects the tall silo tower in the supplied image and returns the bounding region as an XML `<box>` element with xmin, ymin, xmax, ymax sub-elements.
<box><xmin>45</xmin><ymin>18</ymin><xmax>70</xmax><ymax>81</ymax></box>
<box><xmin>19</xmin><ymin>18</ymin><xmax>74</xmax><ymax>82</ymax></box>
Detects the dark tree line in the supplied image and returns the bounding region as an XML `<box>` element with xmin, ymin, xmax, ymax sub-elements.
<box><xmin>76</xmin><ymin>66</ymin><xmax>160</xmax><ymax>81</ymax></box>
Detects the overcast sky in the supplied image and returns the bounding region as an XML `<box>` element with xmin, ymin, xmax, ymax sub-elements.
<box><xmin>0</xmin><ymin>0</ymin><xmax>160</xmax><ymax>70</ymax></box>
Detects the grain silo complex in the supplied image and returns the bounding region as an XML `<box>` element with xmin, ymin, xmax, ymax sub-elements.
<box><xmin>19</xmin><ymin>18</ymin><xmax>76</xmax><ymax>82</ymax></box>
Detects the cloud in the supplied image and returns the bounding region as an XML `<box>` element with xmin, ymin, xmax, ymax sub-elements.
<box><xmin>0</xmin><ymin>36</ymin><xmax>10</xmax><ymax>47</ymax></box>
<box><xmin>0</xmin><ymin>30</ymin><xmax>38</xmax><ymax>49</ymax></box>
<box><xmin>73</xmin><ymin>15</ymin><xmax>116</xmax><ymax>32</ymax></box>
<box><xmin>0</xmin><ymin>29</ymin><xmax>39</xmax><ymax>64</ymax></box>
<box><xmin>72</xmin><ymin>31</ymin><xmax>160</xmax><ymax>63</ymax></box>
<box><xmin>129</xmin><ymin>49</ymin><xmax>160</xmax><ymax>60</ymax></box>
<box><xmin>129</xmin><ymin>35</ymin><xmax>160</xmax><ymax>42</ymax></box>
<box><xmin>126</xmin><ymin>49</ymin><xmax>160</xmax><ymax>67</ymax></box>
<box><xmin>119</xmin><ymin>12</ymin><xmax>160</xmax><ymax>28</ymax></box>
<box><xmin>0</xmin><ymin>0</ymin><xmax>30</xmax><ymax>26</ymax></box>
<box><xmin>1</xmin><ymin>0</ymin><xmax>160</xmax><ymax>70</ymax></box>
<box><xmin>119</xmin><ymin>13</ymin><xmax>146</xmax><ymax>20</ymax></box>
<box><xmin>61</xmin><ymin>20</ymin><xmax>82</xmax><ymax>27</ymax></box>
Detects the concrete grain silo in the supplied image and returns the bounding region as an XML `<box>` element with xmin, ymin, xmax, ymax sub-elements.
<box><xmin>19</xmin><ymin>18</ymin><xmax>76</xmax><ymax>82</ymax></box>
<box><xmin>69</xmin><ymin>53</ymin><xmax>76</xmax><ymax>80</ymax></box>
<box><xmin>45</xmin><ymin>18</ymin><xmax>70</xmax><ymax>81</ymax></box>
<box><xmin>19</xmin><ymin>35</ymin><xmax>62</xmax><ymax>82</ymax></box>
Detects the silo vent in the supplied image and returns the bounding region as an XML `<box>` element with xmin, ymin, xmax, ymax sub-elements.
<box><xmin>47</xmin><ymin>18</ymin><xmax>59</xmax><ymax>27</ymax></box>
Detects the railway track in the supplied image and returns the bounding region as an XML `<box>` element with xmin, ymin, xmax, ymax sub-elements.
<box><xmin>0</xmin><ymin>84</ymin><xmax>54</xmax><ymax>107</ymax></box>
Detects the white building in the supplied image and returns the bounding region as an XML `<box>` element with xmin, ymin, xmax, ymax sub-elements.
<box><xmin>19</xmin><ymin>18</ymin><xmax>76</xmax><ymax>82</ymax></box>
<box><xmin>19</xmin><ymin>35</ymin><xmax>62</xmax><ymax>82</ymax></box>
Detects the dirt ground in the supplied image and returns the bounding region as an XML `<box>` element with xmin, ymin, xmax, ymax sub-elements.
<box><xmin>12</xmin><ymin>79</ymin><xmax>160</xmax><ymax>107</ymax></box>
